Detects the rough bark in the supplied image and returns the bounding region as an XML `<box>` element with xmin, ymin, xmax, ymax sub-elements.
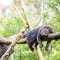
<box><xmin>0</xmin><ymin>32</ymin><xmax>60</xmax><ymax>45</ymax></box>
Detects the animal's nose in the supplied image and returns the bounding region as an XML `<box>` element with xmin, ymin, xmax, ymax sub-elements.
<box><xmin>42</xmin><ymin>33</ymin><xmax>47</xmax><ymax>36</ymax></box>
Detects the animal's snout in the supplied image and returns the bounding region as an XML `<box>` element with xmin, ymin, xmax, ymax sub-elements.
<box><xmin>41</xmin><ymin>33</ymin><xmax>48</xmax><ymax>37</ymax></box>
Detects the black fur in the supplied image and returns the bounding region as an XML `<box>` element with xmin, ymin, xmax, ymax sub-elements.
<box><xmin>0</xmin><ymin>44</ymin><xmax>8</xmax><ymax>57</ymax></box>
<box><xmin>23</xmin><ymin>26</ymin><xmax>54</xmax><ymax>51</ymax></box>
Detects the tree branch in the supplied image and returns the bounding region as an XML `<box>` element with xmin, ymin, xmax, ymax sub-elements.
<box><xmin>0</xmin><ymin>32</ymin><xmax>60</xmax><ymax>60</ymax></box>
<box><xmin>0</xmin><ymin>32</ymin><xmax>60</xmax><ymax>45</ymax></box>
<box><xmin>48</xmin><ymin>32</ymin><xmax>60</xmax><ymax>40</ymax></box>
<box><xmin>19</xmin><ymin>0</ymin><xmax>32</xmax><ymax>30</ymax></box>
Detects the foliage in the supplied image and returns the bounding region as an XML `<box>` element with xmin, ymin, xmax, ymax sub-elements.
<box><xmin>8</xmin><ymin>44</ymin><xmax>38</xmax><ymax>60</ymax></box>
<box><xmin>2</xmin><ymin>16</ymin><xmax>24</xmax><ymax>37</ymax></box>
<box><xmin>0</xmin><ymin>0</ymin><xmax>60</xmax><ymax>60</ymax></box>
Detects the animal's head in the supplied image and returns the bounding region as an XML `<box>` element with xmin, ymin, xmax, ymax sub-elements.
<box><xmin>40</xmin><ymin>26</ymin><xmax>54</xmax><ymax>37</ymax></box>
<box><xmin>40</xmin><ymin>28</ymin><xmax>50</xmax><ymax>37</ymax></box>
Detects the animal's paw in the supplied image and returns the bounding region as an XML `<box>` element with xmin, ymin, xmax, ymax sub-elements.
<box><xmin>45</xmin><ymin>46</ymin><xmax>48</xmax><ymax>51</ymax></box>
<box><xmin>31</xmin><ymin>48</ymin><xmax>34</xmax><ymax>52</ymax></box>
<box><xmin>40</xmin><ymin>45</ymin><xmax>43</xmax><ymax>48</ymax></box>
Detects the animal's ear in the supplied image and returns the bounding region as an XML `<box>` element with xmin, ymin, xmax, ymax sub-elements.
<box><xmin>43</xmin><ymin>26</ymin><xmax>54</xmax><ymax>33</ymax></box>
<box><xmin>48</xmin><ymin>27</ymin><xmax>54</xmax><ymax>33</ymax></box>
<box><xmin>39</xmin><ymin>26</ymin><xmax>44</xmax><ymax>32</ymax></box>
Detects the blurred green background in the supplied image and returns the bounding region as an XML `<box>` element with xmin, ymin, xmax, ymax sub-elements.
<box><xmin>0</xmin><ymin>0</ymin><xmax>60</xmax><ymax>60</ymax></box>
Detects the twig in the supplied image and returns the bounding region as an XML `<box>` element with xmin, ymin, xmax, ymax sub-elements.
<box><xmin>19</xmin><ymin>0</ymin><xmax>32</xmax><ymax>30</ymax></box>
<box><xmin>35</xmin><ymin>46</ymin><xmax>44</xmax><ymax>60</ymax></box>
<box><xmin>12</xmin><ymin>1</ymin><xmax>26</xmax><ymax>25</ymax></box>
<box><xmin>0</xmin><ymin>35</ymin><xmax>27</xmax><ymax>45</ymax></box>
